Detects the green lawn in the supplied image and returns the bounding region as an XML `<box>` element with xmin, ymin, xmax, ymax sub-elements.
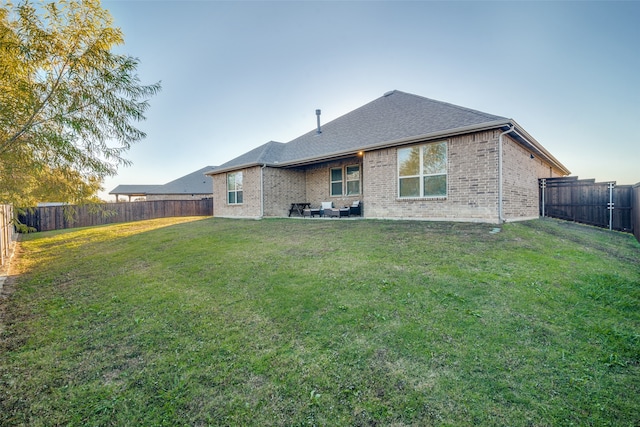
<box><xmin>1</xmin><ymin>217</ymin><xmax>639</xmax><ymax>426</ymax></box>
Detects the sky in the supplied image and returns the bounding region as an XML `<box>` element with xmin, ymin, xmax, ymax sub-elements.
<box><xmin>99</xmin><ymin>0</ymin><xmax>639</xmax><ymax>200</ymax></box>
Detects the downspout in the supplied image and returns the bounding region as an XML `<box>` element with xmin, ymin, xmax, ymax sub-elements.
<box><xmin>260</xmin><ymin>164</ymin><xmax>266</xmax><ymax>218</ymax></box>
<box><xmin>498</xmin><ymin>125</ymin><xmax>515</xmax><ymax>224</ymax></box>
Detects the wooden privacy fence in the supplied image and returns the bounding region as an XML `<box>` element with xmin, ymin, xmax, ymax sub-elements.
<box><xmin>19</xmin><ymin>199</ymin><xmax>213</xmax><ymax>232</ymax></box>
<box><xmin>1</xmin><ymin>204</ymin><xmax>15</xmax><ymax>268</ymax></box>
<box><xmin>539</xmin><ymin>177</ymin><xmax>635</xmax><ymax>235</ymax></box>
<box><xmin>633</xmin><ymin>184</ymin><xmax>640</xmax><ymax>243</ymax></box>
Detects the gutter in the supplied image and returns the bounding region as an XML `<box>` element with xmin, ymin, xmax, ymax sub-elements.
<box><xmin>505</xmin><ymin>120</ymin><xmax>570</xmax><ymax>175</ymax></box>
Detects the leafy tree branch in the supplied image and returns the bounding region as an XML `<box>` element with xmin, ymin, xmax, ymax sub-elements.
<box><xmin>0</xmin><ymin>0</ymin><xmax>161</xmax><ymax>206</ymax></box>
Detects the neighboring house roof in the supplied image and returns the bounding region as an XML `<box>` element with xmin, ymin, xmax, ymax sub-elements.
<box><xmin>108</xmin><ymin>184</ymin><xmax>163</xmax><ymax>197</ymax></box>
<box><xmin>109</xmin><ymin>166</ymin><xmax>217</xmax><ymax>196</ymax></box>
<box><xmin>209</xmin><ymin>90</ymin><xmax>569</xmax><ymax>175</ymax></box>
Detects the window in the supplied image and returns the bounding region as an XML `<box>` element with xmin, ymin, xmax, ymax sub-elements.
<box><xmin>330</xmin><ymin>165</ymin><xmax>361</xmax><ymax>196</ymax></box>
<box><xmin>330</xmin><ymin>168</ymin><xmax>343</xmax><ymax>196</ymax></box>
<box><xmin>398</xmin><ymin>142</ymin><xmax>447</xmax><ymax>198</ymax></box>
<box><xmin>227</xmin><ymin>171</ymin><xmax>243</xmax><ymax>204</ymax></box>
<box><xmin>346</xmin><ymin>165</ymin><xmax>360</xmax><ymax>195</ymax></box>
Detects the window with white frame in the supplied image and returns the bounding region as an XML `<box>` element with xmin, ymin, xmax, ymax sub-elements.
<box><xmin>227</xmin><ymin>171</ymin><xmax>243</xmax><ymax>204</ymax></box>
<box><xmin>398</xmin><ymin>142</ymin><xmax>447</xmax><ymax>198</ymax></box>
<box><xmin>330</xmin><ymin>165</ymin><xmax>361</xmax><ymax>197</ymax></box>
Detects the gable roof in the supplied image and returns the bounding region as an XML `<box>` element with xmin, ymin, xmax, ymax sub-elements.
<box><xmin>210</xmin><ymin>90</ymin><xmax>569</xmax><ymax>174</ymax></box>
<box><xmin>109</xmin><ymin>166</ymin><xmax>216</xmax><ymax>196</ymax></box>
<box><xmin>280</xmin><ymin>90</ymin><xmax>507</xmax><ymax>164</ymax></box>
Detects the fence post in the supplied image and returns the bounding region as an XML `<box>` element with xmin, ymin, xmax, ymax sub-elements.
<box><xmin>607</xmin><ymin>182</ymin><xmax>615</xmax><ymax>231</ymax></box>
<box><xmin>540</xmin><ymin>179</ymin><xmax>546</xmax><ymax>218</ymax></box>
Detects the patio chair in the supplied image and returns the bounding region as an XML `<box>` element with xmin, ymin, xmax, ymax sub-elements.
<box><xmin>320</xmin><ymin>201</ymin><xmax>333</xmax><ymax>217</ymax></box>
<box><xmin>350</xmin><ymin>200</ymin><xmax>362</xmax><ymax>216</ymax></box>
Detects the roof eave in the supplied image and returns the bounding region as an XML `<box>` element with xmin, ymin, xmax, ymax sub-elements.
<box><xmin>206</xmin><ymin>162</ymin><xmax>278</xmax><ymax>175</ymax></box>
<box><xmin>509</xmin><ymin>120</ymin><xmax>571</xmax><ymax>175</ymax></box>
<box><xmin>108</xmin><ymin>191</ymin><xmax>148</xmax><ymax>196</ymax></box>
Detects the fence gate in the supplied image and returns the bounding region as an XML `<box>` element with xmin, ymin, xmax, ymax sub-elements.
<box><xmin>539</xmin><ymin>177</ymin><xmax>633</xmax><ymax>233</ymax></box>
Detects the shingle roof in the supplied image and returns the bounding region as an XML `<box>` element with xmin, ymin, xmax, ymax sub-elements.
<box><xmin>280</xmin><ymin>90</ymin><xmax>507</xmax><ymax>164</ymax></box>
<box><xmin>148</xmin><ymin>166</ymin><xmax>216</xmax><ymax>194</ymax></box>
<box><xmin>212</xmin><ymin>90</ymin><xmax>509</xmax><ymax>172</ymax></box>
<box><xmin>215</xmin><ymin>141</ymin><xmax>285</xmax><ymax>170</ymax></box>
<box><xmin>109</xmin><ymin>166</ymin><xmax>216</xmax><ymax>196</ymax></box>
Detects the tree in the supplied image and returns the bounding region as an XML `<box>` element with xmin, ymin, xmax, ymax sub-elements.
<box><xmin>0</xmin><ymin>0</ymin><xmax>160</xmax><ymax>206</ymax></box>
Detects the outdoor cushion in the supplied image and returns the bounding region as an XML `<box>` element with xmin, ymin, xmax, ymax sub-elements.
<box><xmin>321</xmin><ymin>201</ymin><xmax>333</xmax><ymax>210</ymax></box>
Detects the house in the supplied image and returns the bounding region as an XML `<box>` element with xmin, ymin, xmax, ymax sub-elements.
<box><xmin>206</xmin><ymin>91</ymin><xmax>570</xmax><ymax>223</ymax></box>
<box><xmin>109</xmin><ymin>166</ymin><xmax>216</xmax><ymax>202</ymax></box>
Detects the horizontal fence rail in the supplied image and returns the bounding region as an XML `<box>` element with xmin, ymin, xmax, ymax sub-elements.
<box><xmin>19</xmin><ymin>199</ymin><xmax>213</xmax><ymax>232</ymax></box>
<box><xmin>540</xmin><ymin>177</ymin><xmax>635</xmax><ymax>235</ymax></box>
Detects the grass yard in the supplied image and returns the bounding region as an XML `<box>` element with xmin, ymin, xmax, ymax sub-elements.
<box><xmin>0</xmin><ymin>217</ymin><xmax>639</xmax><ymax>426</ymax></box>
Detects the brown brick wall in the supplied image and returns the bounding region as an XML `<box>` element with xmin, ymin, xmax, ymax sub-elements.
<box><xmin>502</xmin><ymin>135</ymin><xmax>565</xmax><ymax>221</ymax></box>
<box><xmin>364</xmin><ymin>131</ymin><xmax>501</xmax><ymax>222</ymax></box>
<box><xmin>213</xmin><ymin>130</ymin><xmax>564</xmax><ymax>223</ymax></box>
<box><xmin>212</xmin><ymin>166</ymin><xmax>262</xmax><ymax>218</ymax></box>
<box><xmin>304</xmin><ymin>158</ymin><xmax>363</xmax><ymax>210</ymax></box>
<box><xmin>262</xmin><ymin>168</ymin><xmax>306</xmax><ymax>217</ymax></box>
<box><xmin>503</xmin><ymin>136</ymin><xmax>541</xmax><ymax>220</ymax></box>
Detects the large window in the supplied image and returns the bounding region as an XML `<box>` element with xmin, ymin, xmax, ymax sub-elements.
<box><xmin>398</xmin><ymin>142</ymin><xmax>447</xmax><ymax>198</ymax></box>
<box><xmin>227</xmin><ymin>171</ymin><xmax>243</xmax><ymax>204</ymax></box>
<box><xmin>330</xmin><ymin>165</ymin><xmax>361</xmax><ymax>196</ymax></box>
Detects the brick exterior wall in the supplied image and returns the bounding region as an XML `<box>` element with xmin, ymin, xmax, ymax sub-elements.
<box><xmin>362</xmin><ymin>131</ymin><xmax>565</xmax><ymax>223</ymax></box>
<box><xmin>213</xmin><ymin>129</ymin><xmax>565</xmax><ymax>223</ymax></box>
<box><xmin>365</xmin><ymin>131</ymin><xmax>501</xmax><ymax>222</ymax></box>
<box><xmin>304</xmin><ymin>158</ymin><xmax>363</xmax><ymax>210</ymax></box>
<box><xmin>212</xmin><ymin>166</ymin><xmax>262</xmax><ymax>218</ymax></box>
<box><xmin>501</xmin><ymin>135</ymin><xmax>563</xmax><ymax>220</ymax></box>
<box><xmin>262</xmin><ymin>168</ymin><xmax>306</xmax><ymax>217</ymax></box>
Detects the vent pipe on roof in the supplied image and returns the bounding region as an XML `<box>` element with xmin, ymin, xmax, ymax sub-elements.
<box><xmin>316</xmin><ymin>109</ymin><xmax>322</xmax><ymax>134</ymax></box>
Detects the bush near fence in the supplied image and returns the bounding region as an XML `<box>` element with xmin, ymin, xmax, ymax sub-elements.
<box><xmin>19</xmin><ymin>199</ymin><xmax>213</xmax><ymax>232</ymax></box>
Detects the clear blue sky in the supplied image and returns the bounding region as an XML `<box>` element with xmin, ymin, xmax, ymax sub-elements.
<box><xmin>100</xmin><ymin>0</ymin><xmax>639</xmax><ymax>200</ymax></box>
